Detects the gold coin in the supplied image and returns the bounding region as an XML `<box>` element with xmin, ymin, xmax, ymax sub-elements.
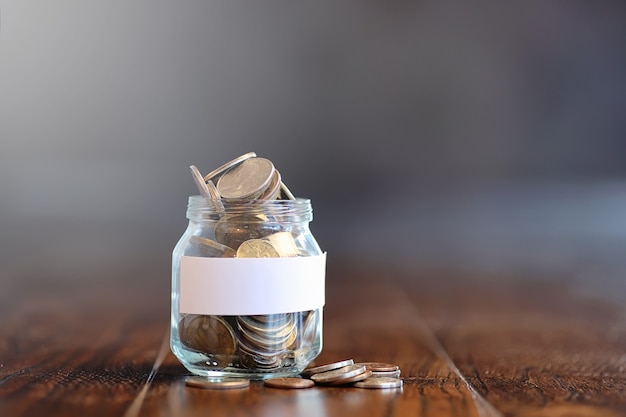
<box><xmin>301</xmin><ymin>359</ymin><xmax>354</xmax><ymax>377</ymax></box>
<box><xmin>264</xmin><ymin>377</ymin><xmax>314</xmax><ymax>389</ymax></box>
<box><xmin>354</xmin><ymin>377</ymin><xmax>403</xmax><ymax>389</ymax></box>
<box><xmin>179</xmin><ymin>315</ymin><xmax>237</xmax><ymax>356</ymax></box>
<box><xmin>310</xmin><ymin>364</ymin><xmax>367</xmax><ymax>384</ymax></box>
<box><xmin>185</xmin><ymin>376</ymin><xmax>250</xmax><ymax>390</ymax></box>
<box><xmin>236</xmin><ymin>239</ymin><xmax>280</xmax><ymax>258</ymax></box>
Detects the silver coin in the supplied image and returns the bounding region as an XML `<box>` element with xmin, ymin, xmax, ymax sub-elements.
<box><xmin>300</xmin><ymin>310</ymin><xmax>320</xmax><ymax>346</ymax></box>
<box><xmin>357</xmin><ymin>362</ymin><xmax>400</xmax><ymax>372</ymax></box>
<box><xmin>301</xmin><ymin>359</ymin><xmax>354</xmax><ymax>378</ymax></box>
<box><xmin>205</xmin><ymin>179</ymin><xmax>221</xmax><ymax>199</ymax></box>
<box><xmin>258</xmin><ymin>169</ymin><xmax>282</xmax><ymax>200</ymax></box>
<box><xmin>370</xmin><ymin>370</ymin><xmax>401</xmax><ymax>378</ymax></box>
<box><xmin>354</xmin><ymin>377</ymin><xmax>403</xmax><ymax>389</ymax></box>
<box><xmin>185</xmin><ymin>376</ymin><xmax>250</xmax><ymax>390</ymax></box>
<box><xmin>203</xmin><ymin>152</ymin><xmax>257</xmax><ymax>182</ymax></box>
<box><xmin>214</xmin><ymin>215</ymin><xmax>276</xmax><ymax>249</ymax></box>
<box><xmin>279</xmin><ymin>181</ymin><xmax>296</xmax><ymax>200</ymax></box>
<box><xmin>266</xmin><ymin>232</ymin><xmax>299</xmax><ymax>257</ymax></box>
<box><xmin>236</xmin><ymin>239</ymin><xmax>280</xmax><ymax>258</ymax></box>
<box><xmin>217</xmin><ymin>157</ymin><xmax>275</xmax><ymax>200</ymax></box>
<box><xmin>329</xmin><ymin>369</ymin><xmax>372</xmax><ymax>385</ymax></box>
<box><xmin>189</xmin><ymin>165</ymin><xmax>211</xmax><ymax>198</ymax></box>
<box><xmin>310</xmin><ymin>364</ymin><xmax>368</xmax><ymax>384</ymax></box>
<box><xmin>189</xmin><ymin>236</ymin><xmax>236</xmax><ymax>258</ymax></box>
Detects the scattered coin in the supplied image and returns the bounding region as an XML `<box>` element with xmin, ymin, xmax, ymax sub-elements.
<box><xmin>236</xmin><ymin>239</ymin><xmax>280</xmax><ymax>258</ymax></box>
<box><xmin>310</xmin><ymin>364</ymin><xmax>368</xmax><ymax>384</ymax></box>
<box><xmin>217</xmin><ymin>157</ymin><xmax>275</xmax><ymax>200</ymax></box>
<box><xmin>301</xmin><ymin>359</ymin><xmax>355</xmax><ymax>378</ymax></box>
<box><xmin>354</xmin><ymin>377</ymin><xmax>403</xmax><ymax>389</ymax></box>
<box><xmin>185</xmin><ymin>376</ymin><xmax>250</xmax><ymax>390</ymax></box>
<box><xmin>329</xmin><ymin>369</ymin><xmax>372</xmax><ymax>385</ymax></box>
<box><xmin>358</xmin><ymin>362</ymin><xmax>400</xmax><ymax>372</ymax></box>
<box><xmin>371</xmin><ymin>370</ymin><xmax>401</xmax><ymax>378</ymax></box>
<box><xmin>203</xmin><ymin>152</ymin><xmax>257</xmax><ymax>182</ymax></box>
<box><xmin>264</xmin><ymin>377</ymin><xmax>315</xmax><ymax>389</ymax></box>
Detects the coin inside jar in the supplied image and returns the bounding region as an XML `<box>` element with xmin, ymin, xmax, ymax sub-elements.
<box><xmin>185</xmin><ymin>376</ymin><xmax>250</xmax><ymax>390</ymax></box>
<box><xmin>179</xmin><ymin>315</ymin><xmax>237</xmax><ymax>356</ymax></box>
<box><xmin>189</xmin><ymin>236</ymin><xmax>236</xmax><ymax>258</ymax></box>
<box><xmin>214</xmin><ymin>215</ymin><xmax>277</xmax><ymax>250</ymax></box>
<box><xmin>236</xmin><ymin>239</ymin><xmax>280</xmax><ymax>258</ymax></box>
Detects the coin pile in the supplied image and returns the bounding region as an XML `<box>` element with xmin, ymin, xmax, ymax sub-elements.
<box><xmin>185</xmin><ymin>359</ymin><xmax>403</xmax><ymax>390</ymax></box>
<box><xmin>181</xmin><ymin>152</ymin><xmax>316</xmax><ymax>371</ymax></box>
<box><xmin>299</xmin><ymin>359</ymin><xmax>403</xmax><ymax>389</ymax></box>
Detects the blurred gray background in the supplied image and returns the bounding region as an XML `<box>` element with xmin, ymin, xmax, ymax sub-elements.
<box><xmin>1</xmin><ymin>2</ymin><xmax>626</xmax><ymax>284</ymax></box>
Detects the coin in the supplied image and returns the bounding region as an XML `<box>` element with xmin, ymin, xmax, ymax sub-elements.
<box><xmin>310</xmin><ymin>364</ymin><xmax>368</xmax><ymax>384</ymax></box>
<box><xmin>203</xmin><ymin>152</ymin><xmax>257</xmax><ymax>182</ymax></box>
<box><xmin>301</xmin><ymin>359</ymin><xmax>354</xmax><ymax>377</ymax></box>
<box><xmin>179</xmin><ymin>315</ymin><xmax>238</xmax><ymax>356</ymax></box>
<box><xmin>371</xmin><ymin>370</ymin><xmax>401</xmax><ymax>378</ymax></box>
<box><xmin>358</xmin><ymin>362</ymin><xmax>400</xmax><ymax>372</ymax></box>
<box><xmin>214</xmin><ymin>215</ymin><xmax>276</xmax><ymax>249</ymax></box>
<box><xmin>266</xmin><ymin>232</ymin><xmax>299</xmax><ymax>257</ymax></box>
<box><xmin>185</xmin><ymin>376</ymin><xmax>250</xmax><ymax>390</ymax></box>
<box><xmin>354</xmin><ymin>377</ymin><xmax>403</xmax><ymax>389</ymax></box>
<box><xmin>258</xmin><ymin>169</ymin><xmax>282</xmax><ymax>200</ymax></box>
<box><xmin>264</xmin><ymin>377</ymin><xmax>315</xmax><ymax>389</ymax></box>
<box><xmin>279</xmin><ymin>181</ymin><xmax>296</xmax><ymax>200</ymax></box>
<box><xmin>190</xmin><ymin>165</ymin><xmax>211</xmax><ymax>198</ymax></box>
<box><xmin>236</xmin><ymin>239</ymin><xmax>280</xmax><ymax>258</ymax></box>
<box><xmin>300</xmin><ymin>310</ymin><xmax>320</xmax><ymax>346</ymax></box>
<box><xmin>189</xmin><ymin>236</ymin><xmax>236</xmax><ymax>258</ymax></box>
<box><xmin>217</xmin><ymin>157</ymin><xmax>275</xmax><ymax>199</ymax></box>
<box><xmin>329</xmin><ymin>369</ymin><xmax>372</xmax><ymax>385</ymax></box>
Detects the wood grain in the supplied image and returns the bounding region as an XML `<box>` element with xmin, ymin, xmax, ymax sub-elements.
<box><xmin>1</xmin><ymin>258</ymin><xmax>625</xmax><ymax>416</ymax></box>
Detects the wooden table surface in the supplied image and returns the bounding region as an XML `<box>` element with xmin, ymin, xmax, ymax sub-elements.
<box><xmin>1</xmin><ymin>256</ymin><xmax>625</xmax><ymax>417</ymax></box>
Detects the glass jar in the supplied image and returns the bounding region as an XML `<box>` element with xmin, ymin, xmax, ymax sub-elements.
<box><xmin>170</xmin><ymin>196</ymin><xmax>326</xmax><ymax>379</ymax></box>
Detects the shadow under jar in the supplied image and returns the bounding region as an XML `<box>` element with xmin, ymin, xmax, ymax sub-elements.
<box><xmin>171</xmin><ymin>196</ymin><xmax>326</xmax><ymax>379</ymax></box>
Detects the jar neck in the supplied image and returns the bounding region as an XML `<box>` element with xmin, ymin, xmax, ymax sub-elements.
<box><xmin>186</xmin><ymin>196</ymin><xmax>314</xmax><ymax>223</ymax></box>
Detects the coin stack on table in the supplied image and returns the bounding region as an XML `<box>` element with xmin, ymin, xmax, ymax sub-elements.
<box><xmin>174</xmin><ymin>152</ymin><xmax>324</xmax><ymax>376</ymax></box>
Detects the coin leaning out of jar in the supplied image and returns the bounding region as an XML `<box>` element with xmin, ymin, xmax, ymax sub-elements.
<box><xmin>203</xmin><ymin>152</ymin><xmax>257</xmax><ymax>182</ymax></box>
<box><xmin>179</xmin><ymin>315</ymin><xmax>238</xmax><ymax>356</ymax></box>
<box><xmin>217</xmin><ymin>157</ymin><xmax>275</xmax><ymax>200</ymax></box>
<box><xmin>236</xmin><ymin>239</ymin><xmax>280</xmax><ymax>258</ymax></box>
<box><xmin>190</xmin><ymin>165</ymin><xmax>211</xmax><ymax>198</ymax></box>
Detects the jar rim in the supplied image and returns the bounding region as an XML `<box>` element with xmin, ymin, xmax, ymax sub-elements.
<box><xmin>186</xmin><ymin>195</ymin><xmax>313</xmax><ymax>221</ymax></box>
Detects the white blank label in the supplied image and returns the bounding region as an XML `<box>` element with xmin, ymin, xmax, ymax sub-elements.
<box><xmin>180</xmin><ymin>253</ymin><xmax>326</xmax><ymax>315</ymax></box>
